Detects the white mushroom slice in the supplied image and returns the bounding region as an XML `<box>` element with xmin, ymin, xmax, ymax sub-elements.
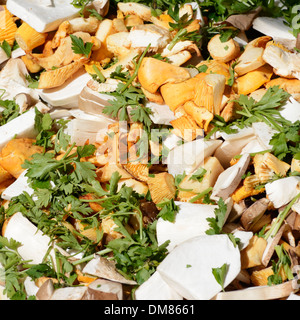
<box><xmin>166</xmin><ymin>139</ymin><xmax>222</xmax><ymax>176</ymax></box>
<box><xmin>146</xmin><ymin>102</ymin><xmax>177</xmax><ymax>125</ymax></box>
<box><xmin>179</xmin><ymin>156</ymin><xmax>224</xmax><ymax>195</ymax></box>
<box><xmin>6</xmin><ymin>0</ymin><xmax>80</xmax><ymax>33</ymax></box>
<box><xmin>214</xmin><ymin>136</ymin><xmax>255</xmax><ymax>169</ymax></box>
<box><xmin>213</xmin><ymin>280</ymin><xmax>297</xmax><ymax>300</ymax></box>
<box><xmin>1</xmin><ymin>170</ymin><xmax>33</xmax><ymax>201</ymax></box>
<box><xmin>128</xmin><ymin>24</ymin><xmax>172</xmax><ymax>52</ymax></box>
<box><xmin>263</xmin><ymin>45</ymin><xmax>300</xmax><ymax>80</ymax></box>
<box><xmin>252</xmin><ymin>122</ymin><xmax>277</xmax><ymax>150</ymax></box>
<box><xmin>64</xmin><ymin>117</ymin><xmax>115</xmax><ymax>146</ymax></box>
<box><xmin>38</xmin><ymin>71</ymin><xmax>91</xmax><ymax>108</ymax></box>
<box><xmin>24</xmin><ymin>277</ymin><xmax>39</xmax><ymax>298</ymax></box>
<box><xmin>211</xmin><ymin>153</ymin><xmax>251</xmax><ymax>201</ymax></box>
<box><xmin>0</xmin><ymin>59</ymin><xmax>39</xmax><ymax>102</ymax></box>
<box><xmin>3</xmin><ymin>212</ymin><xmax>68</xmax><ymax>269</ymax></box>
<box><xmin>265</xmin><ymin>177</ymin><xmax>300</xmax><ymax>209</ymax></box>
<box><xmin>287</xmin><ymin>293</ymin><xmax>300</xmax><ymax>300</ymax></box>
<box><xmin>78</xmin><ymin>85</ymin><xmax>116</xmax><ymax>118</ymax></box>
<box><xmin>50</xmin><ymin>287</ymin><xmax>88</xmax><ymax>300</ymax></box>
<box><xmin>156</xmin><ymin>201</ymin><xmax>232</xmax><ymax>252</ymax></box>
<box><xmin>11</xmin><ymin>47</ymin><xmax>26</xmax><ymax>59</ymax></box>
<box><xmin>219</xmin><ymin>126</ymin><xmax>255</xmax><ymax>141</ymax></box>
<box><xmin>82</xmin><ymin>255</ymin><xmax>137</xmax><ymax>285</ymax></box>
<box><xmin>157</xmin><ymin>234</ymin><xmax>241</xmax><ymax>300</ymax></box>
<box><xmin>280</xmin><ymin>97</ymin><xmax>300</xmax><ymax>123</ymax></box>
<box><xmin>1</xmin><ymin>58</ymin><xmax>29</xmax><ymax>87</ymax></box>
<box><xmin>253</xmin><ymin>17</ymin><xmax>296</xmax><ymax>50</ymax></box>
<box><xmin>233</xmin><ymin>230</ymin><xmax>253</xmax><ymax>251</ymax></box>
<box><xmin>240</xmin><ymin>138</ymin><xmax>267</xmax><ymax>155</ymax></box>
<box><xmin>292</xmin><ymin>202</ymin><xmax>300</xmax><ymax>215</ymax></box>
<box><xmin>162</xmin><ymin>132</ymin><xmax>183</xmax><ymax>152</ymax></box>
<box><xmin>135</xmin><ymin>272</ymin><xmax>183</xmax><ymax>300</ymax></box>
<box><xmin>14</xmin><ymin>93</ymin><xmax>38</xmax><ymax>113</ymax></box>
<box><xmin>0</xmin><ymin>108</ymin><xmax>37</xmax><ymax>151</ymax></box>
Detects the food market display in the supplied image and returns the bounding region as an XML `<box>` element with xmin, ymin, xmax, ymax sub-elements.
<box><xmin>0</xmin><ymin>0</ymin><xmax>300</xmax><ymax>301</ymax></box>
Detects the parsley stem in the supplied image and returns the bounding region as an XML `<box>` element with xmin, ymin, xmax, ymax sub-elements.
<box><xmin>61</xmin><ymin>142</ymin><xmax>77</xmax><ymax>161</ymax></box>
<box><xmin>120</xmin><ymin>44</ymin><xmax>151</xmax><ymax>94</ymax></box>
<box><xmin>71</xmin><ymin>248</ymin><xmax>113</xmax><ymax>266</ymax></box>
<box><xmin>264</xmin><ymin>193</ymin><xmax>300</xmax><ymax>241</ymax></box>
<box><xmin>92</xmin><ymin>65</ymin><xmax>106</xmax><ymax>83</ymax></box>
<box><xmin>168</xmin><ymin>28</ymin><xmax>187</xmax><ymax>51</ymax></box>
<box><xmin>189</xmin><ymin>187</ymin><xmax>213</xmax><ymax>203</ymax></box>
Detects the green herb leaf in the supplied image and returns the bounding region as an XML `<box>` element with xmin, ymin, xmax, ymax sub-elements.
<box><xmin>0</xmin><ymin>40</ymin><xmax>11</xmax><ymax>58</ymax></box>
<box><xmin>157</xmin><ymin>199</ymin><xmax>179</xmax><ymax>223</ymax></box>
<box><xmin>70</xmin><ymin>34</ymin><xmax>93</xmax><ymax>58</ymax></box>
<box><xmin>212</xmin><ymin>263</ymin><xmax>228</xmax><ymax>291</ymax></box>
<box><xmin>206</xmin><ymin>198</ymin><xmax>227</xmax><ymax>235</ymax></box>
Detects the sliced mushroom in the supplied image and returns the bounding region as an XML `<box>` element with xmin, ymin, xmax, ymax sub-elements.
<box><xmin>82</xmin><ymin>255</ymin><xmax>137</xmax><ymax>285</ymax></box>
<box><xmin>240</xmin><ymin>198</ymin><xmax>270</xmax><ymax>231</ymax></box>
<box><xmin>135</xmin><ymin>271</ymin><xmax>183</xmax><ymax>300</ymax></box>
<box><xmin>82</xmin><ymin>279</ymin><xmax>123</xmax><ymax>300</ymax></box>
<box><xmin>213</xmin><ymin>281</ymin><xmax>297</xmax><ymax>300</ymax></box>
<box><xmin>157</xmin><ymin>234</ymin><xmax>241</xmax><ymax>300</ymax></box>
<box><xmin>263</xmin><ymin>44</ymin><xmax>300</xmax><ymax>80</ymax></box>
<box><xmin>36</xmin><ymin>279</ymin><xmax>55</xmax><ymax>301</ymax></box>
<box><xmin>166</xmin><ymin>138</ymin><xmax>222</xmax><ymax>176</ymax></box>
<box><xmin>89</xmin><ymin>0</ymin><xmax>110</xmax><ymax>17</ymax></box>
<box><xmin>208</xmin><ymin>34</ymin><xmax>240</xmax><ymax>63</ymax></box>
<box><xmin>14</xmin><ymin>93</ymin><xmax>37</xmax><ymax>113</ymax></box>
<box><xmin>127</xmin><ymin>24</ymin><xmax>172</xmax><ymax>52</ymax></box>
<box><xmin>265</xmin><ymin>176</ymin><xmax>300</xmax><ymax>209</ymax></box>
<box><xmin>235</xmin><ymin>36</ymin><xmax>271</xmax><ymax>76</ymax></box>
<box><xmin>211</xmin><ymin>153</ymin><xmax>251</xmax><ymax>201</ymax></box>
<box><xmin>262</xmin><ymin>223</ymin><xmax>287</xmax><ymax>267</ymax></box>
<box><xmin>3</xmin><ymin>212</ymin><xmax>69</xmax><ymax>270</ymax></box>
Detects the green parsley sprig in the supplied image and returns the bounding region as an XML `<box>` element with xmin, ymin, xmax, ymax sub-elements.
<box><xmin>102</xmin><ymin>45</ymin><xmax>153</xmax><ymax>131</ymax></box>
<box><xmin>70</xmin><ymin>34</ymin><xmax>93</xmax><ymax>58</ymax></box>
